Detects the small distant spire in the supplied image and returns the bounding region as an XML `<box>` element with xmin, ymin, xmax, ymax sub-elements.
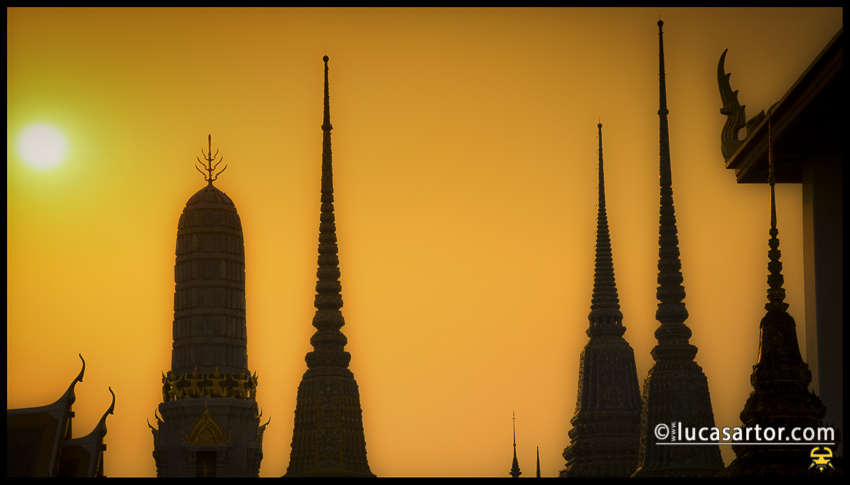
<box><xmin>510</xmin><ymin>411</ymin><xmax>522</xmax><ymax>478</ymax></box>
<box><xmin>195</xmin><ymin>134</ymin><xmax>227</xmax><ymax>185</ymax></box>
<box><xmin>536</xmin><ymin>446</ymin><xmax>541</xmax><ymax>478</ymax></box>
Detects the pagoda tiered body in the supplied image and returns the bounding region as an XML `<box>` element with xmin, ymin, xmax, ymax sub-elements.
<box><xmin>151</xmin><ymin>139</ymin><xmax>267</xmax><ymax>477</ymax></box>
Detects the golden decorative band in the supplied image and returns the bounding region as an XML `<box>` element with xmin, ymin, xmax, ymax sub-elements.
<box><xmin>161</xmin><ymin>366</ymin><xmax>258</xmax><ymax>401</ymax></box>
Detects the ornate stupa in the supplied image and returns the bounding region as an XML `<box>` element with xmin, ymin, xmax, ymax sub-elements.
<box><xmin>632</xmin><ymin>21</ymin><xmax>723</xmax><ymax>477</ymax></box>
<box><xmin>561</xmin><ymin>123</ymin><xmax>641</xmax><ymax>477</ymax></box>
<box><xmin>151</xmin><ymin>136</ymin><xmax>267</xmax><ymax>477</ymax></box>
<box><xmin>284</xmin><ymin>56</ymin><xmax>374</xmax><ymax>478</ymax></box>
<box><xmin>723</xmin><ymin>116</ymin><xmax>840</xmax><ymax>477</ymax></box>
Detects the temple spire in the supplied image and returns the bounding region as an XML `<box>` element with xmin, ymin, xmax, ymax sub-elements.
<box><xmin>536</xmin><ymin>446</ymin><xmax>541</xmax><ymax>478</ymax></box>
<box><xmin>561</xmin><ymin>123</ymin><xmax>640</xmax><ymax>477</ymax></box>
<box><xmin>285</xmin><ymin>56</ymin><xmax>373</xmax><ymax>477</ymax></box>
<box><xmin>510</xmin><ymin>411</ymin><xmax>522</xmax><ymax>478</ymax></box>
<box><xmin>305</xmin><ymin>53</ymin><xmax>349</xmax><ymax>371</ymax></box>
<box><xmin>633</xmin><ymin>20</ymin><xmax>723</xmax><ymax>477</ymax></box>
<box><xmin>654</xmin><ymin>20</ymin><xmax>688</xmax><ymax>332</ymax></box>
<box><xmin>723</xmin><ymin>112</ymin><xmax>836</xmax><ymax>476</ymax></box>
<box><xmin>588</xmin><ymin>122</ymin><xmax>624</xmax><ymax>336</ymax></box>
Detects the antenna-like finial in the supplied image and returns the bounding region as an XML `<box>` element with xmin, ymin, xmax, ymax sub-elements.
<box><xmin>765</xmin><ymin>113</ymin><xmax>788</xmax><ymax>312</ymax></box>
<box><xmin>322</xmin><ymin>56</ymin><xmax>332</xmax><ymax>133</ymax></box>
<box><xmin>658</xmin><ymin>20</ymin><xmax>668</xmax><ymax>118</ymax></box>
<box><xmin>195</xmin><ymin>134</ymin><xmax>227</xmax><ymax>185</ymax></box>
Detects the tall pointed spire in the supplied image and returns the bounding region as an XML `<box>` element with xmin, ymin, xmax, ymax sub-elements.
<box><xmin>632</xmin><ymin>21</ymin><xmax>723</xmax><ymax>477</ymax></box>
<box><xmin>588</xmin><ymin>122</ymin><xmax>624</xmax><ymax>336</ymax></box>
<box><xmin>723</xmin><ymin>114</ymin><xmax>837</xmax><ymax>476</ymax></box>
<box><xmin>285</xmin><ymin>56</ymin><xmax>374</xmax><ymax>478</ymax></box>
<box><xmin>510</xmin><ymin>411</ymin><xmax>522</xmax><ymax>478</ymax></box>
<box><xmin>561</xmin><ymin>123</ymin><xmax>641</xmax><ymax>477</ymax></box>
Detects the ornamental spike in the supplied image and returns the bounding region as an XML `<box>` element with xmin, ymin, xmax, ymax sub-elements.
<box><xmin>196</xmin><ymin>134</ymin><xmax>227</xmax><ymax>185</ymax></box>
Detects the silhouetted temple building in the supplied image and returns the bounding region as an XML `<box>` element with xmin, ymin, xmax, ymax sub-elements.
<box><xmin>717</xmin><ymin>28</ymin><xmax>843</xmax><ymax>459</ymax></box>
<box><xmin>149</xmin><ymin>137</ymin><xmax>268</xmax><ymax>477</ymax></box>
<box><xmin>561</xmin><ymin>123</ymin><xmax>641</xmax><ymax>478</ymax></box>
<box><xmin>284</xmin><ymin>56</ymin><xmax>374</xmax><ymax>477</ymax></box>
<box><xmin>7</xmin><ymin>355</ymin><xmax>114</xmax><ymax>478</ymax></box>
<box><xmin>632</xmin><ymin>21</ymin><xmax>723</xmax><ymax>477</ymax></box>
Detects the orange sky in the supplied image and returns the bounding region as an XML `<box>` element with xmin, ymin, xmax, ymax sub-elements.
<box><xmin>7</xmin><ymin>7</ymin><xmax>842</xmax><ymax>477</ymax></box>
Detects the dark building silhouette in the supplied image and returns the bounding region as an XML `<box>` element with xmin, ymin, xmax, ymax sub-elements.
<box><xmin>7</xmin><ymin>355</ymin><xmax>114</xmax><ymax>478</ymax></box>
<box><xmin>717</xmin><ymin>28</ymin><xmax>843</xmax><ymax>459</ymax></box>
<box><xmin>284</xmin><ymin>56</ymin><xmax>374</xmax><ymax>477</ymax></box>
<box><xmin>150</xmin><ymin>137</ymin><xmax>267</xmax><ymax>477</ymax></box>
<box><xmin>632</xmin><ymin>21</ymin><xmax>724</xmax><ymax>477</ymax></box>
<box><xmin>722</xmin><ymin>117</ymin><xmax>840</xmax><ymax>477</ymax></box>
<box><xmin>560</xmin><ymin>123</ymin><xmax>641</xmax><ymax>477</ymax></box>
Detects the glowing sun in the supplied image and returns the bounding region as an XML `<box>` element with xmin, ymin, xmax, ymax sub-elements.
<box><xmin>18</xmin><ymin>123</ymin><xmax>68</xmax><ymax>170</ymax></box>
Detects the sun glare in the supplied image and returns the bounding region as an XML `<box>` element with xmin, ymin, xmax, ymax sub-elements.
<box><xmin>18</xmin><ymin>123</ymin><xmax>68</xmax><ymax>170</ymax></box>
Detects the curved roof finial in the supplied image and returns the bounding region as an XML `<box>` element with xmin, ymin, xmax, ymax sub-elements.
<box><xmin>96</xmin><ymin>387</ymin><xmax>116</xmax><ymax>436</ymax></box>
<box><xmin>76</xmin><ymin>353</ymin><xmax>86</xmax><ymax>383</ymax></box>
<box><xmin>195</xmin><ymin>134</ymin><xmax>227</xmax><ymax>185</ymax></box>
